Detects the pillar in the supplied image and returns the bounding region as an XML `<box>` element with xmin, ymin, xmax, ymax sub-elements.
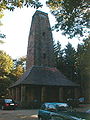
<box><xmin>11</xmin><ymin>88</ymin><xmax>16</xmax><ymax>100</ymax></box>
<box><xmin>21</xmin><ymin>85</ymin><xmax>26</xmax><ymax>103</ymax></box>
<box><xmin>16</xmin><ymin>87</ymin><xmax>20</xmax><ymax>101</ymax></box>
<box><xmin>41</xmin><ymin>87</ymin><xmax>46</xmax><ymax>103</ymax></box>
<box><xmin>59</xmin><ymin>87</ymin><xmax>63</xmax><ymax>102</ymax></box>
<box><xmin>11</xmin><ymin>88</ymin><xmax>14</xmax><ymax>99</ymax></box>
<box><xmin>74</xmin><ymin>88</ymin><xmax>79</xmax><ymax>98</ymax></box>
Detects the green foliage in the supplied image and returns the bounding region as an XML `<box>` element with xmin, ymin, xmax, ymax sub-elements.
<box><xmin>76</xmin><ymin>36</ymin><xmax>90</xmax><ymax>100</ymax></box>
<box><xmin>0</xmin><ymin>0</ymin><xmax>42</xmax><ymax>40</ymax></box>
<box><xmin>0</xmin><ymin>11</ymin><xmax>5</xmax><ymax>41</ymax></box>
<box><xmin>0</xmin><ymin>50</ymin><xmax>13</xmax><ymax>97</ymax></box>
<box><xmin>64</xmin><ymin>43</ymin><xmax>77</xmax><ymax>81</ymax></box>
<box><xmin>0</xmin><ymin>0</ymin><xmax>42</xmax><ymax>12</ymax></box>
<box><xmin>13</xmin><ymin>56</ymin><xmax>26</xmax><ymax>70</ymax></box>
<box><xmin>54</xmin><ymin>37</ymin><xmax>90</xmax><ymax>101</ymax></box>
<box><xmin>54</xmin><ymin>41</ymin><xmax>77</xmax><ymax>82</ymax></box>
<box><xmin>0</xmin><ymin>34</ymin><xmax>5</xmax><ymax>38</ymax></box>
<box><xmin>54</xmin><ymin>41</ymin><xmax>65</xmax><ymax>72</ymax></box>
<box><xmin>10</xmin><ymin>56</ymin><xmax>26</xmax><ymax>82</ymax></box>
<box><xmin>46</xmin><ymin>0</ymin><xmax>90</xmax><ymax>38</ymax></box>
<box><xmin>0</xmin><ymin>77</ymin><xmax>11</xmax><ymax>97</ymax></box>
<box><xmin>0</xmin><ymin>51</ymin><xmax>26</xmax><ymax>97</ymax></box>
<box><xmin>76</xmin><ymin>37</ymin><xmax>90</xmax><ymax>80</ymax></box>
<box><xmin>0</xmin><ymin>50</ymin><xmax>13</xmax><ymax>78</ymax></box>
<box><xmin>14</xmin><ymin>56</ymin><xmax>26</xmax><ymax>66</ymax></box>
<box><xmin>11</xmin><ymin>65</ymin><xmax>24</xmax><ymax>81</ymax></box>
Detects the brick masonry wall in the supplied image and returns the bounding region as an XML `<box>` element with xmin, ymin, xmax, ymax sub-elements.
<box><xmin>26</xmin><ymin>11</ymin><xmax>55</xmax><ymax>70</ymax></box>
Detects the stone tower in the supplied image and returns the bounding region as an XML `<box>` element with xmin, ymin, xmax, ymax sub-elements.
<box><xmin>26</xmin><ymin>10</ymin><xmax>55</xmax><ymax>70</ymax></box>
<box><xmin>10</xmin><ymin>10</ymin><xmax>79</xmax><ymax>105</ymax></box>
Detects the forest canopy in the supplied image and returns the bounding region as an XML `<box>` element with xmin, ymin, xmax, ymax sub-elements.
<box><xmin>46</xmin><ymin>0</ymin><xmax>90</xmax><ymax>38</ymax></box>
<box><xmin>0</xmin><ymin>0</ymin><xmax>90</xmax><ymax>39</ymax></box>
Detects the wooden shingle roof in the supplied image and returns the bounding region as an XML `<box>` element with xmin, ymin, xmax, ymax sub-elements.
<box><xmin>10</xmin><ymin>66</ymin><xmax>79</xmax><ymax>87</ymax></box>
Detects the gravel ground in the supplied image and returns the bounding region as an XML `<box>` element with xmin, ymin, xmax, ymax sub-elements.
<box><xmin>0</xmin><ymin>109</ymin><xmax>38</xmax><ymax>120</ymax></box>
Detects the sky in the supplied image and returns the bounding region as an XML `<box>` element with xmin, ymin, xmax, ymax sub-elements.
<box><xmin>0</xmin><ymin>1</ymin><xmax>81</xmax><ymax>59</ymax></box>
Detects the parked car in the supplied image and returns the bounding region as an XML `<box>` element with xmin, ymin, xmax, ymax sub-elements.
<box><xmin>38</xmin><ymin>102</ymin><xmax>90</xmax><ymax>120</ymax></box>
<box><xmin>0</xmin><ymin>98</ymin><xmax>18</xmax><ymax>110</ymax></box>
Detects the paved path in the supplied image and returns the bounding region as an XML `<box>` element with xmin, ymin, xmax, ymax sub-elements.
<box><xmin>0</xmin><ymin>109</ymin><xmax>38</xmax><ymax>120</ymax></box>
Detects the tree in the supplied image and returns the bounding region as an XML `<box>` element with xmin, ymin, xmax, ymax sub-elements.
<box><xmin>0</xmin><ymin>0</ymin><xmax>89</xmax><ymax>39</ymax></box>
<box><xmin>0</xmin><ymin>50</ymin><xmax>13</xmax><ymax>78</ymax></box>
<box><xmin>0</xmin><ymin>0</ymin><xmax>42</xmax><ymax>41</ymax></box>
<box><xmin>0</xmin><ymin>0</ymin><xmax>42</xmax><ymax>12</ymax></box>
<box><xmin>46</xmin><ymin>0</ymin><xmax>90</xmax><ymax>38</ymax></box>
<box><xmin>54</xmin><ymin>41</ymin><xmax>65</xmax><ymax>72</ymax></box>
<box><xmin>10</xmin><ymin>57</ymin><xmax>26</xmax><ymax>81</ymax></box>
<box><xmin>54</xmin><ymin>42</ymin><xmax>77</xmax><ymax>82</ymax></box>
<box><xmin>76</xmin><ymin>36</ymin><xmax>90</xmax><ymax>101</ymax></box>
<box><xmin>0</xmin><ymin>51</ymin><xmax>26</xmax><ymax>97</ymax></box>
<box><xmin>63</xmin><ymin>43</ymin><xmax>77</xmax><ymax>81</ymax></box>
<box><xmin>0</xmin><ymin>11</ymin><xmax>6</xmax><ymax>41</ymax></box>
<box><xmin>11</xmin><ymin>65</ymin><xmax>24</xmax><ymax>81</ymax></box>
<box><xmin>0</xmin><ymin>50</ymin><xmax>13</xmax><ymax>98</ymax></box>
<box><xmin>13</xmin><ymin>56</ymin><xmax>26</xmax><ymax>70</ymax></box>
<box><xmin>54</xmin><ymin>39</ymin><xmax>90</xmax><ymax>102</ymax></box>
<box><xmin>0</xmin><ymin>77</ymin><xmax>11</xmax><ymax>98</ymax></box>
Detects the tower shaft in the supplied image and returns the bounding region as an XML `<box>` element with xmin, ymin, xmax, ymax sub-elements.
<box><xmin>26</xmin><ymin>11</ymin><xmax>55</xmax><ymax>70</ymax></box>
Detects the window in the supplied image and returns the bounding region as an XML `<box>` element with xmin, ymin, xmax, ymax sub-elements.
<box><xmin>42</xmin><ymin>32</ymin><xmax>45</xmax><ymax>36</ymax></box>
<box><xmin>43</xmin><ymin>53</ymin><xmax>46</xmax><ymax>59</ymax></box>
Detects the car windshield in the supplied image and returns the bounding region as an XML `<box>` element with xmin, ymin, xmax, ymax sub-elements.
<box><xmin>56</xmin><ymin>106</ymin><xmax>68</xmax><ymax>111</ymax></box>
<box><xmin>47</xmin><ymin>104</ymin><xmax>56</xmax><ymax>112</ymax></box>
<box><xmin>5</xmin><ymin>99</ymin><xmax>13</xmax><ymax>103</ymax></box>
<box><xmin>44</xmin><ymin>103</ymin><xmax>69</xmax><ymax>112</ymax></box>
<box><xmin>55</xmin><ymin>103</ymin><xmax>69</xmax><ymax>112</ymax></box>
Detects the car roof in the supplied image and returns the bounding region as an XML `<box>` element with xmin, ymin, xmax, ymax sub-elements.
<box><xmin>0</xmin><ymin>99</ymin><xmax>13</xmax><ymax>101</ymax></box>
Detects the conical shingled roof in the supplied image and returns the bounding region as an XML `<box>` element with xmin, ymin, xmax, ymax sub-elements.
<box><xmin>10</xmin><ymin>66</ymin><xmax>79</xmax><ymax>87</ymax></box>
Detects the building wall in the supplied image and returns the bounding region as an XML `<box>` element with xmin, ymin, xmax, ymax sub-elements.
<box><xmin>10</xmin><ymin>85</ymin><xmax>80</xmax><ymax>108</ymax></box>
